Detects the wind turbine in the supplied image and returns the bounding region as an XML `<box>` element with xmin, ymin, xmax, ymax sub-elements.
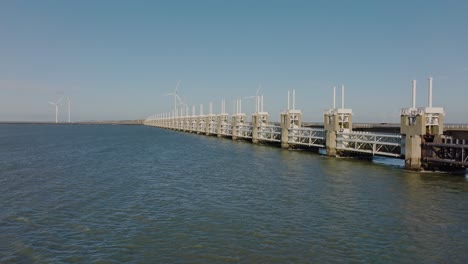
<box><xmin>165</xmin><ymin>81</ymin><xmax>186</xmax><ymax>117</ymax></box>
<box><xmin>67</xmin><ymin>97</ymin><xmax>71</xmax><ymax>123</ymax></box>
<box><xmin>48</xmin><ymin>97</ymin><xmax>63</xmax><ymax>123</ymax></box>
<box><xmin>243</xmin><ymin>84</ymin><xmax>262</xmax><ymax>113</ymax></box>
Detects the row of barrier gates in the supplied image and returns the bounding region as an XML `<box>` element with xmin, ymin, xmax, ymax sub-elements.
<box><xmin>144</xmin><ymin>110</ymin><xmax>403</xmax><ymax>158</ymax></box>
<box><xmin>145</xmin><ymin>82</ymin><xmax>468</xmax><ymax>171</ymax></box>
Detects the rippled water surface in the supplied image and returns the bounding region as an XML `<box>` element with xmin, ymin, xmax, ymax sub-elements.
<box><xmin>1</xmin><ymin>124</ymin><xmax>468</xmax><ymax>263</ymax></box>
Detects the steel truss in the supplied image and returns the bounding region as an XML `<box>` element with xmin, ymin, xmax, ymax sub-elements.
<box><xmin>190</xmin><ymin>119</ymin><xmax>197</xmax><ymax>132</ymax></box>
<box><xmin>197</xmin><ymin>119</ymin><xmax>206</xmax><ymax>133</ymax></box>
<box><xmin>219</xmin><ymin>123</ymin><xmax>232</xmax><ymax>136</ymax></box>
<box><xmin>423</xmin><ymin>137</ymin><xmax>468</xmax><ymax>167</ymax></box>
<box><xmin>258</xmin><ymin>125</ymin><xmax>281</xmax><ymax>142</ymax></box>
<box><xmin>337</xmin><ymin>131</ymin><xmax>402</xmax><ymax>157</ymax></box>
<box><xmin>184</xmin><ymin>119</ymin><xmax>191</xmax><ymax>131</ymax></box>
<box><xmin>288</xmin><ymin>127</ymin><xmax>326</xmax><ymax>148</ymax></box>
<box><xmin>207</xmin><ymin>118</ymin><xmax>217</xmax><ymax>135</ymax></box>
<box><xmin>237</xmin><ymin>124</ymin><xmax>253</xmax><ymax>139</ymax></box>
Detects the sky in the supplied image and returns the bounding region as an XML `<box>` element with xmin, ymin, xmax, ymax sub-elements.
<box><xmin>0</xmin><ymin>0</ymin><xmax>467</xmax><ymax>122</ymax></box>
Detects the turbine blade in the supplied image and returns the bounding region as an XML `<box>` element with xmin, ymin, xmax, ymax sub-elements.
<box><xmin>176</xmin><ymin>94</ymin><xmax>184</xmax><ymax>104</ymax></box>
<box><xmin>175</xmin><ymin>80</ymin><xmax>181</xmax><ymax>93</ymax></box>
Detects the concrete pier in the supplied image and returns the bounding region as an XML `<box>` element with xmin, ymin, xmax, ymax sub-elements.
<box><xmin>280</xmin><ymin>110</ymin><xmax>302</xmax><ymax>149</ymax></box>
<box><xmin>252</xmin><ymin>112</ymin><xmax>269</xmax><ymax>144</ymax></box>
<box><xmin>196</xmin><ymin>115</ymin><xmax>205</xmax><ymax>134</ymax></box>
<box><xmin>400</xmin><ymin>107</ymin><xmax>444</xmax><ymax>170</ymax></box>
<box><xmin>232</xmin><ymin>113</ymin><xmax>247</xmax><ymax>141</ymax></box>
<box><xmin>231</xmin><ymin>115</ymin><xmax>239</xmax><ymax>141</ymax></box>
<box><xmin>217</xmin><ymin>114</ymin><xmax>229</xmax><ymax>137</ymax></box>
<box><xmin>400</xmin><ymin>78</ymin><xmax>445</xmax><ymax>170</ymax></box>
<box><xmin>324</xmin><ymin>109</ymin><xmax>352</xmax><ymax>156</ymax></box>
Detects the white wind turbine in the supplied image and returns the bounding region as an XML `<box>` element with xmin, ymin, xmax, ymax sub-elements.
<box><xmin>67</xmin><ymin>97</ymin><xmax>71</xmax><ymax>123</ymax></box>
<box><xmin>243</xmin><ymin>85</ymin><xmax>262</xmax><ymax>113</ymax></box>
<box><xmin>48</xmin><ymin>97</ymin><xmax>63</xmax><ymax>123</ymax></box>
<box><xmin>165</xmin><ymin>81</ymin><xmax>186</xmax><ymax>117</ymax></box>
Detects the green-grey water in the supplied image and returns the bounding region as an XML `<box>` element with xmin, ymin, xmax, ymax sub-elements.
<box><xmin>1</xmin><ymin>124</ymin><xmax>467</xmax><ymax>263</ymax></box>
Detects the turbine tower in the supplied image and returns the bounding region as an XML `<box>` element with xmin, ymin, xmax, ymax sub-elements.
<box><xmin>67</xmin><ymin>97</ymin><xmax>71</xmax><ymax>123</ymax></box>
<box><xmin>48</xmin><ymin>97</ymin><xmax>63</xmax><ymax>123</ymax></box>
<box><xmin>165</xmin><ymin>81</ymin><xmax>186</xmax><ymax>117</ymax></box>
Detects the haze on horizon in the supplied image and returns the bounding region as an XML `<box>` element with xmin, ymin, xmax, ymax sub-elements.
<box><xmin>0</xmin><ymin>1</ymin><xmax>467</xmax><ymax>123</ymax></box>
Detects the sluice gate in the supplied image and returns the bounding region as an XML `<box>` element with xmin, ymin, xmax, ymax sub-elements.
<box><xmin>423</xmin><ymin>137</ymin><xmax>468</xmax><ymax>168</ymax></box>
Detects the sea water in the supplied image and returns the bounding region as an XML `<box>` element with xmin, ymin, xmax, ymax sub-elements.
<box><xmin>1</xmin><ymin>124</ymin><xmax>467</xmax><ymax>263</ymax></box>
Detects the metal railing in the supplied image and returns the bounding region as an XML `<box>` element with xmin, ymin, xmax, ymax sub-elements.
<box><xmin>219</xmin><ymin>123</ymin><xmax>232</xmax><ymax>136</ymax></box>
<box><xmin>190</xmin><ymin>120</ymin><xmax>198</xmax><ymax>132</ymax></box>
<box><xmin>288</xmin><ymin>127</ymin><xmax>326</xmax><ymax>148</ymax></box>
<box><xmin>258</xmin><ymin>125</ymin><xmax>281</xmax><ymax>142</ymax></box>
<box><xmin>197</xmin><ymin>121</ymin><xmax>206</xmax><ymax>134</ymax></box>
<box><xmin>445</xmin><ymin>124</ymin><xmax>468</xmax><ymax>130</ymax></box>
<box><xmin>207</xmin><ymin>121</ymin><xmax>217</xmax><ymax>135</ymax></box>
<box><xmin>237</xmin><ymin>124</ymin><xmax>253</xmax><ymax>139</ymax></box>
<box><xmin>337</xmin><ymin>131</ymin><xmax>402</xmax><ymax>157</ymax></box>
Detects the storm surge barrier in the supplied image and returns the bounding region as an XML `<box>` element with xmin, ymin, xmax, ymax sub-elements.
<box><xmin>145</xmin><ymin>79</ymin><xmax>468</xmax><ymax>172</ymax></box>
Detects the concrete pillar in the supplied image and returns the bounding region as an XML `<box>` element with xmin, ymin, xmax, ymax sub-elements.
<box><xmin>252</xmin><ymin>114</ymin><xmax>258</xmax><ymax>143</ymax></box>
<box><xmin>324</xmin><ymin>109</ymin><xmax>352</xmax><ymax>157</ymax></box>
<box><xmin>400</xmin><ymin>107</ymin><xmax>444</xmax><ymax>170</ymax></box>
<box><xmin>205</xmin><ymin>115</ymin><xmax>215</xmax><ymax>136</ymax></box>
<box><xmin>231</xmin><ymin>115</ymin><xmax>238</xmax><ymax>141</ymax></box>
<box><xmin>205</xmin><ymin>116</ymin><xmax>210</xmax><ymax>135</ymax></box>
<box><xmin>190</xmin><ymin>117</ymin><xmax>196</xmax><ymax>133</ymax></box>
<box><xmin>252</xmin><ymin>113</ymin><xmax>270</xmax><ymax>144</ymax></box>
<box><xmin>217</xmin><ymin>114</ymin><xmax>228</xmax><ymax>138</ymax></box>
<box><xmin>211</xmin><ymin>115</ymin><xmax>217</xmax><ymax>135</ymax></box>
<box><xmin>280</xmin><ymin>112</ymin><xmax>290</xmax><ymax>149</ymax></box>
<box><xmin>217</xmin><ymin>115</ymin><xmax>223</xmax><ymax>137</ymax></box>
<box><xmin>324</xmin><ymin>112</ymin><xmax>338</xmax><ymax>157</ymax></box>
<box><xmin>196</xmin><ymin>116</ymin><xmax>203</xmax><ymax>134</ymax></box>
<box><xmin>280</xmin><ymin>110</ymin><xmax>302</xmax><ymax>149</ymax></box>
<box><xmin>401</xmin><ymin>111</ymin><xmax>425</xmax><ymax>170</ymax></box>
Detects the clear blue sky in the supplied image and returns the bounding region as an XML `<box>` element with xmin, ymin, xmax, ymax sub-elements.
<box><xmin>1</xmin><ymin>0</ymin><xmax>467</xmax><ymax>122</ymax></box>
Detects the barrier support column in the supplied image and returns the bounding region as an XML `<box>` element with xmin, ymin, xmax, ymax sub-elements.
<box><xmin>280</xmin><ymin>110</ymin><xmax>302</xmax><ymax>149</ymax></box>
<box><xmin>217</xmin><ymin>114</ymin><xmax>228</xmax><ymax>138</ymax></box>
<box><xmin>205</xmin><ymin>116</ymin><xmax>211</xmax><ymax>136</ymax></box>
<box><xmin>400</xmin><ymin>107</ymin><xmax>444</xmax><ymax>170</ymax></box>
<box><xmin>324</xmin><ymin>109</ymin><xmax>352</xmax><ymax>157</ymax></box>
<box><xmin>231</xmin><ymin>115</ymin><xmax>238</xmax><ymax>141</ymax></box>
<box><xmin>252</xmin><ymin>112</ymin><xmax>270</xmax><ymax>144</ymax></box>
